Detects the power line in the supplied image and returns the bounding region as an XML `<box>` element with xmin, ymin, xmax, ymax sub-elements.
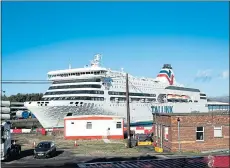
<box><xmin>2</xmin><ymin>80</ymin><xmax>52</xmax><ymax>84</ymax></box>
<box><xmin>2</xmin><ymin>82</ymin><xmax>51</xmax><ymax>84</ymax></box>
<box><xmin>2</xmin><ymin>80</ymin><xmax>49</xmax><ymax>81</ymax></box>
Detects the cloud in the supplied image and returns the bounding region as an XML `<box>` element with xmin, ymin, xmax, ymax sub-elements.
<box><xmin>194</xmin><ymin>69</ymin><xmax>212</xmax><ymax>82</ymax></box>
<box><xmin>219</xmin><ymin>70</ymin><xmax>229</xmax><ymax>79</ymax></box>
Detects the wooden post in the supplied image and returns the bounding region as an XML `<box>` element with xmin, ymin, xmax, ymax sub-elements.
<box><xmin>126</xmin><ymin>73</ymin><xmax>131</xmax><ymax>148</ymax></box>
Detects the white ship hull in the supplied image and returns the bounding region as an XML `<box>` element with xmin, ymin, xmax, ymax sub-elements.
<box><xmin>24</xmin><ymin>55</ymin><xmax>209</xmax><ymax>128</ymax></box>
<box><xmin>25</xmin><ymin>100</ymin><xmax>208</xmax><ymax>128</ymax></box>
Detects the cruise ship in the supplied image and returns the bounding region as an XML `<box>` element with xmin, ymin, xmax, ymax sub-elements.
<box><xmin>25</xmin><ymin>54</ymin><xmax>208</xmax><ymax>128</ymax></box>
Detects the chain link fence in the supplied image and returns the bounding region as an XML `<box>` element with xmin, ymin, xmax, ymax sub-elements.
<box><xmin>77</xmin><ymin>155</ymin><xmax>230</xmax><ymax>168</ymax></box>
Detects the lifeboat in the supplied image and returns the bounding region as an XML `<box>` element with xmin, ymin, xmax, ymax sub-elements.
<box><xmin>171</xmin><ymin>94</ymin><xmax>177</xmax><ymax>99</ymax></box>
<box><xmin>178</xmin><ymin>95</ymin><xmax>183</xmax><ymax>99</ymax></box>
<box><xmin>182</xmin><ymin>95</ymin><xmax>188</xmax><ymax>99</ymax></box>
<box><xmin>167</xmin><ymin>94</ymin><xmax>173</xmax><ymax>99</ymax></box>
<box><xmin>175</xmin><ymin>95</ymin><xmax>181</xmax><ymax>99</ymax></box>
<box><xmin>185</xmin><ymin>95</ymin><xmax>191</xmax><ymax>99</ymax></box>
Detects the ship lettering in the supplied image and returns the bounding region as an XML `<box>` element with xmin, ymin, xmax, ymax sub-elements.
<box><xmin>151</xmin><ymin>106</ymin><xmax>173</xmax><ymax>114</ymax></box>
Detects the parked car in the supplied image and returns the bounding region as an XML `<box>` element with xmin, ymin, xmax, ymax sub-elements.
<box><xmin>34</xmin><ymin>141</ymin><xmax>56</xmax><ymax>159</ymax></box>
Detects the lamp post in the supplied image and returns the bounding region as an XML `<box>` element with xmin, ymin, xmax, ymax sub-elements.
<box><xmin>1</xmin><ymin>90</ymin><xmax>6</xmax><ymax>95</ymax></box>
<box><xmin>1</xmin><ymin>90</ymin><xmax>6</xmax><ymax>101</ymax></box>
<box><xmin>177</xmin><ymin>117</ymin><xmax>181</xmax><ymax>153</ymax></box>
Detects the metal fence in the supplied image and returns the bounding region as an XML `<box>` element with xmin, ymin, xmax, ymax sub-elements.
<box><xmin>77</xmin><ymin>155</ymin><xmax>230</xmax><ymax>168</ymax></box>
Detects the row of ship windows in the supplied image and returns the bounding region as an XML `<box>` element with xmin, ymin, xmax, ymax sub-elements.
<box><xmin>41</xmin><ymin>96</ymin><xmax>199</xmax><ymax>103</ymax></box>
<box><xmin>51</xmin><ymin>78</ymin><xmax>202</xmax><ymax>93</ymax></box>
<box><xmin>108</xmin><ymin>91</ymin><xmax>156</xmax><ymax>97</ymax></box>
<box><xmin>48</xmin><ymin>84</ymin><xmax>101</xmax><ymax>90</ymax></box>
<box><xmin>208</xmin><ymin>105</ymin><xmax>229</xmax><ymax>110</ymax></box>
<box><xmin>165</xmin><ymin>86</ymin><xmax>200</xmax><ymax>92</ymax></box>
<box><xmin>48</xmin><ymin>71</ymin><xmax>106</xmax><ymax>78</ymax></box>
<box><xmin>47</xmin><ymin>84</ymin><xmax>206</xmax><ymax>97</ymax></box>
<box><xmin>44</xmin><ymin>90</ymin><xmax>160</xmax><ymax>97</ymax></box>
<box><xmin>48</xmin><ymin>84</ymin><xmax>159</xmax><ymax>93</ymax></box>
<box><xmin>66</xmin><ymin>102</ymin><xmax>201</xmax><ymax>107</ymax></box>
<box><xmin>200</xmin><ymin>93</ymin><xmax>206</xmax><ymax>96</ymax></box>
<box><xmin>105</xmin><ymin>84</ymin><xmax>164</xmax><ymax>92</ymax></box>
<box><xmin>110</xmin><ymin>97</ymin><xmax>157</xmax><ymax>102</ymax></box>
<box><xmin>200</xmin><ymin>97</ymin><xmax>207</xmax><ymax>99</ymax></box>
<box><xmin>168</xmin><ymin>99</ymin><xmax>198</xmax><ymax>103</ymax></box>
<box><xmin>106</xmin><ymin>82</ymin><xmax>201</xmax><ymax>93</ymax></box>
<box><xmin>44</xmin><ymin>90</ymin><xmax>104</xmax><ymax>95</ymax></box>
<box><xmin>42</xmin><ymin>97</ymin><xmax>104</xmax><ymax>101</ymax></box>
<box><xmin>53</xmin><ymin>79</ymin><xmax>101</xmax><ymax>84</ymax></box>
<box><xmin>112</xmin><ymin>80</ymin><xmax>159</xmax><ymax>87</ymax></box>
<box><xmin>110</xmin><ymin>97</ymin><xmax>199</xmax><ymax>103</ymax></box>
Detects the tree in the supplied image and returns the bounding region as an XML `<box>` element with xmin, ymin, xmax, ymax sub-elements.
<box><xmin>1</xmin><ymin>93</ymin><xmax>44</xmax><ymax>102</ymax></box>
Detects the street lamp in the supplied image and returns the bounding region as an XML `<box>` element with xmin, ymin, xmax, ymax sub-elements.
<box><xmin>1</xmin><ymin>90</ymin><xmax>6</xmax><ymax>98</ymax></box>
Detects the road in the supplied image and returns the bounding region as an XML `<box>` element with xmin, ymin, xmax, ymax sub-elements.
<box><xmin>1</xmin><ymin>149</ymin><xmax>164</xmax><ymax>168</ymax></box>
<box><xmin>1</xmin><ymin>148</ymin><xmax>210</xmax><ymax>168</ymax></box>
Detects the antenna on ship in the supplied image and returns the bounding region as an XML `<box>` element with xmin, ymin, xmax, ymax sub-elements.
<box><xmin>91</xmin><ymin>53</ymin><xmax>102</xmax><ymax>67</ymax></box>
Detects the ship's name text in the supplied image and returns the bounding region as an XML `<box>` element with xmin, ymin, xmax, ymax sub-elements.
<box><xmin>151</xmin><ymin>106</ymin><xmax>173</xmax><ymax>113</ymax></box>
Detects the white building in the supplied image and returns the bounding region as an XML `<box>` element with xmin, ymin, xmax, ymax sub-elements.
<box><xmin>64</xmin><ymin>115</ymin><xmax>124</xmax><ymax>140</ymax></box>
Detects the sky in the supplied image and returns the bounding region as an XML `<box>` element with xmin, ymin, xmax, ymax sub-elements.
<box><xmin>2</xmin><ymin>2</ymin><xmax>229</xmax><ymax>97</ymax></box>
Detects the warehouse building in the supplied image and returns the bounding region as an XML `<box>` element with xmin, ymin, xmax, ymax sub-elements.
<box><xmin>64</xmin><ymin>115</ymin><xmax>124</xmax><ymax>140</ymax></box>
<box><xmin>153</xmin><ymin>111</ymin><xmax>229</xmax><ymax>153</ymax></box>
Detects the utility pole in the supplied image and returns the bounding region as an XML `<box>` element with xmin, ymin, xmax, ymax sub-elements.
<box><xmin>126</xmin><ymin>73</ymin><xmax>131</xmax><ymax>148</ymax></box>
<box><xmin>152</xmin><ymin>108</ymin><xmax>157</xmax><ymax>146</ymax></box>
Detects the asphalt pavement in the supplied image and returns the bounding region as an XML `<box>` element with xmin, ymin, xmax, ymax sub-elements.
<box><xmin>1</xmin><ymin>148</ymin><xmax>207</xmax><ymax>168</ymax></box>
<box><xmin>1</xmin><ymin>148</ymin><xmax>162</xmax><ymax>168</ymax></box>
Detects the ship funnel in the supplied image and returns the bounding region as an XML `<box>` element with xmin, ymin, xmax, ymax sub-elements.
<box><xmin>156</xmin><ymin>64</ymin><xmax>175</xmax><ymax>85</ymax></box>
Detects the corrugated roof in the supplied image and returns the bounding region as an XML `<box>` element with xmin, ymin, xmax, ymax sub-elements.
<box><xmin>64</xmin><ymin>115</ymin><xmax>124</xmax><ymax>120</ymax></box>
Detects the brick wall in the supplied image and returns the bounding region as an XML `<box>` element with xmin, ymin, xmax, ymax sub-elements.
<box><xmin>153</xmin><ymin>113</ymin><xmax>229</xmax><ymax>153</ymax></box>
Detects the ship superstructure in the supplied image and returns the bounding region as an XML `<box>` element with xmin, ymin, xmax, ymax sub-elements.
<box><xmin>25</xmin><ymin>54</ymin><xmax>208</xmax><ymax>128</ymax></box>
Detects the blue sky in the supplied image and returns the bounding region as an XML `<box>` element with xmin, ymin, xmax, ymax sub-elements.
<box><xmin>2</xmin><ymin>2</ymin><xmax>229</xmax><ymax>97</ymax></box>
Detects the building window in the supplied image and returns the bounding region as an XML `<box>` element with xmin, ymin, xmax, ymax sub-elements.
<box><xmin>86</xmin><ymin>122</ymin><xmax>92</xmax><ymax>129</ymax></box>
<box><xmin>214</xmin><ymin>126</ymin><xmax>222</xmax><ymax>137</ymax></box>
<box><xmin>196</xmin><ymin>127</ymin><xmax>204</xmax><ymax>141</ymax></box>
<box><xmin>71</xmin><ymin>121</ymin><xmax>74</xmax><ymax>124</ymax></box>
<box><xmin>116</xmin><ymin>122</ymin><xmax>122</xmax><ymax>129</ymax></box>
<box><xmin>164</xmin><ymin>127</ymin><xmax>169</xmax><ymax>140</ymax></box>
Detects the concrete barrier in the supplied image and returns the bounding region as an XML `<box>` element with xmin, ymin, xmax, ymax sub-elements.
<box><xmin>11</xmin><ymin>129</ymin><xmax>22</xmax><ymax>133</ymax></box>
<box><xmin>22</xmin><ymin>129</ymin><xmax>31</xmax><ymax>133</ymax></box>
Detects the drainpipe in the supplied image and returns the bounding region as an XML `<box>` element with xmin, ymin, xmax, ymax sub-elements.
<box><xmin>177</xmin><ymin>117</ymin><xmax>181</xmax><ymax>153</ymax></box>
<box><xmin>160</xmin><ymin>124</ymin><xmax>163</xmax><ymax>149</ymax></box>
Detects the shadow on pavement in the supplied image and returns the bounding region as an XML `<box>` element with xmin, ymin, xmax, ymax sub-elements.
<box><xmin>49</xmin><ymin>150</ymin><xmax>64</xmax><ymax>158</ymax></box>
<box><xmin>2</xmin><ymin>149</ymin><xmax>34</xmax><ymax>162</ymax></box>
<box><xmin>20</xmin><ymin>149</ymin><xmax>34</xmax><ymax>159</ymax></box>
<box><xmin>85</xmin><ymin>155</ymin><xmax>158</xmax><ymax>163</ymax></box>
